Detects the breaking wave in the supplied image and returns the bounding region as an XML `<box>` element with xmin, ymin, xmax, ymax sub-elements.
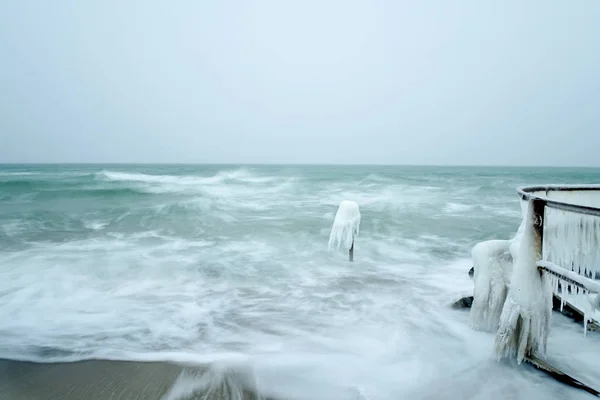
<box><xmin>96</xmin><ymin>169</ymin><xmax>280</xmax><ymax>186</ymax></box>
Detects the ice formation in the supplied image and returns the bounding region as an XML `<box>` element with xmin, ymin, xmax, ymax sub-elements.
<box><xmin>494</xmin><ymin>199</ymin><xmax>553</xmax><ymax>364</ymax></box>
<box><xmin>470</xmin><ymin>240</ymin><xmax>513</xmax><ymax>332</ymax></box>
<box><xmin>328</xmin><ymin>200</ymin><xmax>361</xmax><ymax>251</ymax></box>
<box><xmin>589</xmin><ymin>294</ymin><xmax>600</xmax><ymax>312</ymax></box>
<box><xmin>508</xmin><ymin>199</ymin><xmax>528</xmax><ymax>261</ymax></box>
<box><xmin>470</xmin><ymin>200</ymin><xmax>526</xmax><ymax>332</ymax></box>
<box><xmin>470</xmin><ymin>190</ymin><xmax>600</xmax><ymax>360</ymax></box>
<box><xmin>541</xmin><ymin>207</ymin><xmax>600</xmax><ymax>335</ymax></box>
<box><xmin>541</xmin><ymin>259</ymin><xmax>600</xmax><ymax>336</ymax></box>
<box><xmin>543</xmin><ymin>207</ymin><xmax>600</xmax><ymax>281</ymax></box>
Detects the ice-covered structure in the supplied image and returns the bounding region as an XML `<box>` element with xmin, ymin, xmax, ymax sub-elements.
<box><xmin>470</xmin><ymin>240</ymin><xmax>513</xmax><ymax>332</ymax></box>
<box><xmin>469</xmin><ymin>185</ymin><xmax>600</xmax><ymax>364</ymax></box>
<box><xmin>470</xmin><ymin>201</ymin><xmax>526</xmax><ymax>332</ymax></box>
<box><xmin>493</xmin><ymin>199</ymin><xmax>553</xmax><ymax>363</ymax></box>
<box><xmin>328</xmin><ymin>201</ymin><xmax>361</xmax><ymax>260</ymax></box>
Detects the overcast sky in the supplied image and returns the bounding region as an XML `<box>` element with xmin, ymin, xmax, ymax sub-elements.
<box><xmin>1</xmin><ymin>1</ymin><xmax>599</xmax><ymax>165</ymax></box>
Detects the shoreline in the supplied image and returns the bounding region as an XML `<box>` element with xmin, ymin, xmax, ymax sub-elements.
<box><xmin>0</xmin><ymin>358</ymin><xmax>181</xmax><ymax>400</ymax></box>
<box><xmin>0</xmin><ymin>358</ymin><xmax>269</xmax><ymax>400</ymax></box>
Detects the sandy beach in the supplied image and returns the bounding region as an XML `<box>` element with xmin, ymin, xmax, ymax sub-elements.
<box><xmin>0</xmin><ymin>358</ymin><xmax>183</xmax><ymax>400</ymax></box>
<box><xmin>0</xmin><ymin>358</ymin><xmax>271</xmax><ymax>400</ymax></box>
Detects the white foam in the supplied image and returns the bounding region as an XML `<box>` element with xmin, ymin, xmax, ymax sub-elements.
<box><xmin>444</xmin><ymin>202</ymin><xmax>474</xmax><ymax>214</ymax></box>
<box><xmin>83</xmin><ymin>220</ymin><xmax>109</xmax><ymax>230</ymax></box>
<box><xmin>96</xmin><ymin>169</ymin><xmax>278</xmax><ymax>186</ymax></box>
<box><xmin>0</xmin><ymin>171</ymin><xmax>35</xmax><ymax>176</ymax></box>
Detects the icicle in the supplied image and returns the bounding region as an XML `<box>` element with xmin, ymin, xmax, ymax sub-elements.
<box><xmin>494</xmin><ymin>199</ymin><xmax>553</xmax><ymax>364</ymax></box>
<box><xmin>543</xmin><ymin>208</ymin><xmax>600</xmax><ymax>282</ymax></box>
<box><xmin>584</xmin><ymin>299</ymin><xmax>591</xmax><ymax>337</ymax></box>
<box><xmin>583</xmin><ymin>293</ymin><xmax>600</xmax><ymax>337</ymax></box>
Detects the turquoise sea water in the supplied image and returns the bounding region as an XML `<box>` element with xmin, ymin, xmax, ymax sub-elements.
<box><xmin>1</xmin><ymin>164</ymin><xmax>600</xmax><ymax>399</ymax></box>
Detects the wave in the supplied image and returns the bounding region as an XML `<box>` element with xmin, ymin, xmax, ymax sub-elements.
<box><xmin>442</xmin><ymin>202</ymin><xmax>475</xmax><ymax>214</ymax></box>
<box><xmin>0</xmin><ymin>171</ymin><xmax>35</xmax><ymax>176</ymax></box>
<box><xmin>0</xmin><ymin>344</ymin><xmax>251</xmax><ymax>365</ymax></box>
<box><xmin>359</xmin><ymin>174</ymin><xmax>395</xmax><ymax>184</ymax></box>
<box><xmin>162</xmin><ymin>359</ymin><xmax>265</xmax><ymax>400</ymax></box>
<box><xmin>96</xmin><ymin>169</ymin><xmax>280</xmax><ymax>186</ymax></box>
<box><xmin>0</xmin><ymin>180</ymin><xmax>44</xmax><ymax>190</ymax></box>
<box><xmin>1</xmin><ymin>168</ymin><xmax>290</xmax><ymax>201</ymax></box>
<box><xmin>91</xmin><ymin>170</ymin><xmax>301</xmax><ymax>201</ymax></box>
<box><xmin>0</xmin><ymin>173</ymin><xmax>96</xmax><ymax>192</ymax></box>
<box><xmin>37</xmin><ymin>186</ymin><xmax>151</xmax><ymax>199</ymax></box>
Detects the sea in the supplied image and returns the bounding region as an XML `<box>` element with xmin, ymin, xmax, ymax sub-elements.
<box><xmin>1</xmin><ymin>164</ymin><xmax>600</xmax><ymax>400</ymax></box>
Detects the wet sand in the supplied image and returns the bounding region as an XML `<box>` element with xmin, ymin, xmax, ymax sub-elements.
<box><xmin>0</xmin><ymin>358</ymin><xmax>271</xmax><ymax>400</ymax></box>
<box><xmin>0</xmin><ymin>358</ymin><xmax>185</xmax><ymax>400</ymax></box>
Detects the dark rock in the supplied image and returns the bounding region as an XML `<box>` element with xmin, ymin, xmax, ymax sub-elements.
<box><xmin>452</xmin><ymin>296</ymin><xmax>473</xmax><ymax>309</ymax></box>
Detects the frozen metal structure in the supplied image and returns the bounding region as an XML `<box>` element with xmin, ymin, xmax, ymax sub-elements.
<box><xmin>471</xmin><ymin>185</ymin><xmax>600</xmax><ymax>363</ymax></box>
<box><xmin>518</xmin><ymin>185</ymin><xmax>600</xmax><ymax>337</ymax></box>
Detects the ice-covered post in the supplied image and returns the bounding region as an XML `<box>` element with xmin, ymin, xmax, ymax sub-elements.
<box><xmin>531</xmin><ymin>198</ymin><xmax>545</xmax><ymax>252</ymax></box>
<box><xmin>328</xmin><ymin>200</ymin><xmax>361</xmax><ymax>262</ymax></box>
<box><xmin>494</xmin><ymin>197</ymin><xmax>552</xmax><ymax>364</ymax></box>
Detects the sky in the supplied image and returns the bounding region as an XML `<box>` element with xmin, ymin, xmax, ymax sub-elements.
<box><xmin>0</xmin><ymin>1</ymin><xmax>599</xmax><ymax>165</ymax></box>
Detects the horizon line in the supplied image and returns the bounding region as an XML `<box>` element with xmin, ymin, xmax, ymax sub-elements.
<box><xmin>1</xmin><ymin>162</ymin><xmax>600</xmax><ymax>169</ymax></box>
